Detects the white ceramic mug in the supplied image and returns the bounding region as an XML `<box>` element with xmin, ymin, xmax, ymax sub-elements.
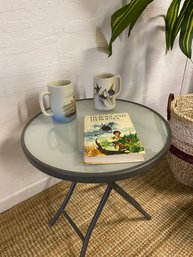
<box><xmin>94</xmin><ymin>73</ymin><xmax>122</xmax><ymax>110</ymax></box>
<box><xmin>39</xmin><ymin>80</ymin><xmax>76</xmax><ymax>123</ymax></box>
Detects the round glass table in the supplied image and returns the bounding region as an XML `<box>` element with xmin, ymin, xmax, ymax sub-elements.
<box><xmin>21</xmin><ymin>99</ymin><xmax>171</xmax><ymax>257</ymax></box>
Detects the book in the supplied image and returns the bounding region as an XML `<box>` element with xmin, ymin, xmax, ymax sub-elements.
<box><xmin>83</xmin><ymin>112</ymin><xmax>145</xmax><ymax>164</ymax></box>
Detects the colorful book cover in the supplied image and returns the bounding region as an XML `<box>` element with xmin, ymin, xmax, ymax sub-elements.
<box><xmin>84</xmin><ymin>113</ymin><xmax>145</xmax><ymax>164</ymax></box>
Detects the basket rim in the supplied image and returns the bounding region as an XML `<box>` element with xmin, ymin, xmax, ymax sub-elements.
<box><xmin>171</xmin><ymin>94</ymin><xmax>193</xmax><ymax>122</ymax></box>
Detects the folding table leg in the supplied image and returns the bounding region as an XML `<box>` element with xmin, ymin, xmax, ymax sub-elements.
<box><xmin>79</xmin><ymin>184</ymin><xmax>112</xmax><ymax>257</ymax></box>
<box><xmin>110</xmin><ymin>182</ymin><xmax>151</xmax><ymax>220</ymax></box>
<box><xmin>49</xmin><ymin>181</ymin><xmax>150</xmax><ymax>257</ymax></box>
<box><xmin>49</xmin><ymin>182</ymin><xmax>76</xmax><ymax>226</ymax></box>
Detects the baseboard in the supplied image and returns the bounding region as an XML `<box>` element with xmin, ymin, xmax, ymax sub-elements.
<box><xmin>0</xmin><ymin>176</ymin><xmax>61</xmax><ymax>213</ymax></box>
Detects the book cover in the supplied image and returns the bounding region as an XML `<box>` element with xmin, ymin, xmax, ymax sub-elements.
<box><xmin>84</xmin><ymin>113</ymin><xmax>145</xmax><ymax>164</ymax></box>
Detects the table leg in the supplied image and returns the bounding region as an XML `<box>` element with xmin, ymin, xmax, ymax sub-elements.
<box><xmin>49</xmin><ymin>182</ymin><xmax>76</xmax><ymax>226</ymax></box>
<box><xmin>79</xmin><ymin>185</ymin><xmax>112</xmax><ymax>257</ymax></box>
<box><xmin>49</xmin><ymin>182</ymin><xmax>150</xmax><ymax>257</ymax></box>
<box><xmin>109</xmin><ymin>182</ymin><xmax>151</xmax><ymax>220</ymax></box>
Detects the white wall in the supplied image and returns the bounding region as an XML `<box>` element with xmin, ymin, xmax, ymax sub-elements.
<box><xmin>0</xmin><ymin>0</ymin><xmax>191</xmax><ymax>213</ymax></box>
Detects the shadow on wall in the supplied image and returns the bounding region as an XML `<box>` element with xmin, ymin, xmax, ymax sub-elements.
<box><xmin>75</xmin><ymin>32</ymin><xmax>149</xmax><ymax>101</ymax></box>
<box><xmin>72</xmin><ymin>0</ymin><xmax>149</xmax><ymax>100</ymax></box>
<box><xmin>0</xmin><ymin>91</ymin><xmax>55</xmax><ymax>210</ymax></box>
<box><xmin>90</xmin><ymin>3</ymin><xmax>159</xmax><ymax>103</ymax></box>
<box><xmin>66</xmin><ymin>0</ymin><xmax>148</xmax><ymax>101</ymax></box>
<box><xmin>18</xmin><ymin>92</ymin><xmax>41</xmax><ymax>125</ymax></box>
<box><xmin>0</xmin><ymin>93</ymin><xmax>42</xmax><ymax>177</ymax></box>
<box><xmin>90</xmin><ymin>3</ymin><xmax>174</xmax><ymax>111</ymax></box>
<box><xmin>95</xmin><ymin>27</ymin><xmax>109</xmax><ymax>55</ymax></box>
<box><xmin>74</xmin><ymin>11</ymin><xmax>147</xmax><ymax>100</ymax></box>
<box><xmin>0</xmin><ymin>136</ymin><xmax>25</xmax><ymax>169</ymax></box>
<box><xmin>188</xmin><ymin>68</ymin><xmax>193</xmax><ymax>93</ymax></box>
<box><xmin>0</xmin><ymin>93</ymin><xmax>40</xmax><ymax>171</ymax></box>
<box><xmin>145</xmin><ymin>15</ymin><xmax>165</xmax><ymax>84</ymax></box>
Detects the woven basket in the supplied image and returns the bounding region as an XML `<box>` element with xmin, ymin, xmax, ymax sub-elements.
<box><xmin>167</xmin><ymin>93</ymin><xmax>193</xmax><ymax>187</ymax></box>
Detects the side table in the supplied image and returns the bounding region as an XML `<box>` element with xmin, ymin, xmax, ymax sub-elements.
<box><xmin>21</xmin><ymin>99</ymin><xmax>171</xmax><ymax>257</ymax></box>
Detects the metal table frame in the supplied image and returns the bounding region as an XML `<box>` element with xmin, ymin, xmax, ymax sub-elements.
<box><xmin>49</xmin><ymin>181</ymin><xmax>151</xmax><ymax>257</ymax></box>
<box><xmin>21</xmin><ymin>99</ymin><xmax>171</xmax><ymax>257</ymax></box>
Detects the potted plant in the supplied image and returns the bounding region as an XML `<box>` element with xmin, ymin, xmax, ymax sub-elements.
<box><xmin>108</xmin><ymin>0</ymin><xmax>193</xmax><ymax>59</ymax></box>
<box><xmin>107</xmin><ymin>1</ymin><xmax>193</xmax><ymax>187</ymax></box>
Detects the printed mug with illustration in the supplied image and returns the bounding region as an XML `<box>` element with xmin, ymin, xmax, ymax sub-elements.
<box><xmin>39</xmin><ymin>80</ymin><xmax>76</xmax><ymax>123</ymax></box>
<box><xmin>94</xmin><ymin>73</ymin><xmax>122</xmax><ymax>111</ymax></box>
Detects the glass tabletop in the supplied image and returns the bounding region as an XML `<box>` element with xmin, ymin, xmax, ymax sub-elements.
<box><xmin>21</xmin><ymin>99</ymin><xmax>171</xmax><ymax>183</ymax></box>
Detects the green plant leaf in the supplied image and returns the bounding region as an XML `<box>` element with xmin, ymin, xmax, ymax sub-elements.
<box><xmin>165</xmin><ymin>0</ymin><xmax>193</xmax><ymax>58</ymax></box>
<box><xmin>108</xmin><ymin>0</ymin><xmax>193</xmax><ymax>59</ymax></box>
<box><xmin>111</xmin><ymin>4</ymin><xmax>130</xmax><ymax>29</ymax></box>
<box><xmin>108</xmin><ymin>0</ymin><xmax>153</xmax><ymax>56</ymax></box>
<box><xmin>170</xmin><ymin>0</ymin><xmax>191</xmax><ymax>49</ymax></box>
<box><xmin>179</xmin><ymin>5</ymin><xmax>193</xmax><ymax>59</ymax></box>
<box><xmin>165</xmin><ymin>0</ymin><xmax>182</xmax><ymax>51</ymax></box>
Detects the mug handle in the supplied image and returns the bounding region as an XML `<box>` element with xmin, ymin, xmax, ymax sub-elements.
<box><xmin>114</xmin><ymin>75</ymin><xmax>122</xmax><ymax>96</ymax></box>
<box><xmin>39</xmin><ymin>92</ymin><xmax>53</xmax><ymax>117</ymax></box>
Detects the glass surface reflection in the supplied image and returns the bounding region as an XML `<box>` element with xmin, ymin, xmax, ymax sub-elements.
<box><xmin>47</xmin><ymin>120</ymin><xmax>78</xmax><ymax>154</ymax></box>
